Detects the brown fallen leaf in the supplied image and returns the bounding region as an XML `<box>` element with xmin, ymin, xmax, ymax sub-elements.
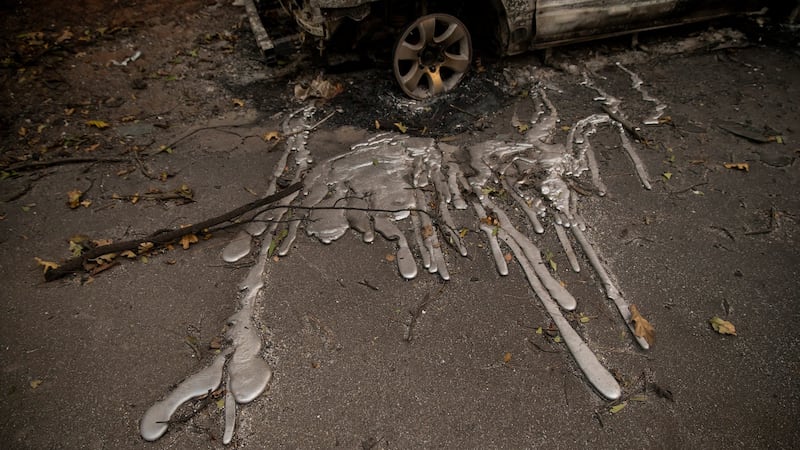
<box><xmin>480</xmin><ymin>215</ymin><xmax>499</xmax><ymax>226</ymax></box>
<box><xmin>180</xmin><ymin>233</ymin><xmax>199</xmax><ymax>249</ymax></box>
<box><xmin>709</xmin><ymin>317</ymin><xmax>737</xmax><ymax>336</ymax></box>
<box><xmin>421</xmin><ymin>224</ymin><xmax>434</xmax><ymax>239</ymax></box>
<box><xmin>34</xmin><ymin>257</ymin><xmax>59</xmax><ymax>274</ymax></box>
<box><xmin>629</xmin><ymin>304</ymin><xmax>655</xmax><ymax>346</ymax></box>
<box><xmin>138</xmin><ymin>241</ymin><xmax>154</xmax><ymax>254</ymax></box>
<box><xmin>66</xmin><ymin>189</ymin><xmax>82</xmax><ymax>209</ymax></box>
<box><xmin>89</xmin><ymin>260</ymin><xmax>119</xmax><ymax>276</ymax></box>
<box><xmin>56</xmin><ymin>28</ymin><xmax>73</xmax><ymax>43</ymax></box>
<box><xmin>385</xmin><ymin>254</ymin><xmax>396</xmax><ymax>262</ymax></box>
<box><xmin>91</xmin><ymin>253</ymin><xmax>117</xmax><ymax>264</ymax></box>
<box><xmin>263</xmin><ymin>131</ymin><xmax>280</xmax><ymax>141</ymax></box>
<box><xmin>723</xmin><ymin>162</ymin><xmax>749</xmax><ymax>172</ymax></box>
<box><xmin>86</xmin><ymin>120</ymin><xmax>110</xmax><ymax>129</ymax></box>
<box><xmin>504</xmin><ymin>252</ymin><xmax>513</xmax><ymax>263</ymax></box>
<box><xmin>503</xmin><ymin>352</ymin><xmax>512</xmax><ymax>363</ymax></box>
<box><xmin>209</xmin><ymin>336</ymin><xmax>223</xmax><ymax>350</ymax></box>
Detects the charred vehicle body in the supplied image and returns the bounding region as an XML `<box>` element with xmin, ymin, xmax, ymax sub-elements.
<box><xmin>252</xmin><ymin>1</ymin><xmax>766</xmax><ymax>99</ymax></box>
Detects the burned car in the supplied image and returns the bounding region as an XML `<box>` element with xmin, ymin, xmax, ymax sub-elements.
<box><xmin>251</xmin><ymin>1</ymin><xmax>766</xmax><ymax>99</ymax></box>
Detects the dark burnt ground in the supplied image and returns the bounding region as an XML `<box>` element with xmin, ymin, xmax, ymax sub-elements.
<box><xmin>1</xmin><ymin>2</ymin><xmax>799</xmax><ymax>449</ymax></box>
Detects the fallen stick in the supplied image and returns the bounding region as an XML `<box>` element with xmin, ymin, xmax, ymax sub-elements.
<box><xmin>601</xmin><ymin>104</ymin><xmax>647</xmax><ymax>143</ymax></box>
<box><xmin>44</xmin><ymin>182</ymin><xmax>303</xmax><ymax>281</ymax></box>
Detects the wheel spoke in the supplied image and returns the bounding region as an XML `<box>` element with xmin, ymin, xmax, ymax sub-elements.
<box><xmin>401</xmin><ymin>64</ymin><xmax>426</xmax><ymax>94</ymax></box>
<box><xmin>427</xmin><ymin>69</ymin><xmax>445</xmax><ymax>96</ymax></box>
<box><xmin>417</xmin><ymin>17</ymin><xmax>436</xmax><ymax>45</ymax></box>
<box><xmin>395</xmin><ymin>41</ymin><xmax>420</xmax><ymax>61</ymax></box>
<box><xmin>435</xmin><ymin>23</ymin><xmax>466</xmax><ymax>47</ymax></box>
<box><xmin>442</xmin><ymin>53</ymin><xmax>470</xmax><ymax>73</ymax></box>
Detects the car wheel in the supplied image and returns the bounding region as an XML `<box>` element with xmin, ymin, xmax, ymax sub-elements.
<box><xmin>392</xmin><ymin>13</ymin><xmax>472</xmax><ymax>100</ymax></box>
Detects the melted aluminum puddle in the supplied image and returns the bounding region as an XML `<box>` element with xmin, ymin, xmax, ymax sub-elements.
<box><xmin>141</xmin><ymin>64</ymin><xmax>662</xmax><ymax>442</ymax></box>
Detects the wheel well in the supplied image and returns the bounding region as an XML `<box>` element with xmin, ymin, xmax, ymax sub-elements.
<box><xmin>424</xmin><ymin>0</ymin><xmax>507</xmax><ymax>56</ymax></box>
<box><xmin>319</xmin><ymin>0</ymin><xmax>508</xmax><ymax>60</ymax></box>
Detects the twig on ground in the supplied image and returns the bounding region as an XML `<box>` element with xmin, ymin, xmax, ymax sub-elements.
<box><xmin>44</xmin><ymin>182</ymin><xmax>303</xmax><ymax>281</ymax></box>
<box><xmin>601</xmin><ymin>104</ymin><xmax>647</xmax><ymax>142</ymax></box>
<box><xmin>357</xmin><ymin>280</ymin><xmax>379</xmax><ymax>291</ymax></box>
<box><xmin>669</xmin><ymin>181</ymin><xmax>709</xmax><ymax>195</ymax></box>
<box><xmin>449</xmin><ymin>103</ymin><xmax>478</xmax><ymax>118</ymax></box>
<box><xmin>404</xmin><ymin>284</ymin><xmax>446</xmax><ymax>342</ymax></box>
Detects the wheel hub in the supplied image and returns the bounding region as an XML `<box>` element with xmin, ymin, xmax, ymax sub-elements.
<box><xmin>392</xmin><ymin>13</ymin><xmax>472</xmax><ymax>100</ymax></box>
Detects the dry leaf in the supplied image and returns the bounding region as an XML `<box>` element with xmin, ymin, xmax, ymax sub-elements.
<box><xmin>232</xmin><ymin>98</ymin><xmax>245</xmax><ymax>107</ymax></box>
<box><xmin>92</xmin><ymin>253</ymin><xmax>117</xmax><ymax>264</ymax></box>
<box><xmin>138</xmin><ymin>241</ymin><xmax>154</xmax><ymax>253</ymax></box>
<box><xmin>56</xmin><ymin>28</ymin><xmax>73</xmax><ymax>43</ymax></box>
<box><xmin>180</xmin><ymin>233</ymin><xmax>199</xmax><ymax>249</ymax></box>
<box><xmin>723</xmin><ymin>162</ymin><xmax>749</xmax><ymax>172</ymax></box>
<box><xmin>503</xmin><ymin>352</ymin><xmax>512</xmax><ymax>363</ymax></box>
<box><xmin>504</xmin><ymin>252</ymin><xmax>513</xmax><ymax>263</ymax></box>
<box><xmin>421</xmin><ymin>225</ymin><xmax>434</xmax><ymax>239</ymax></box>
<box><xmin>89</xmin><ymin>260</ymin><xmax>118</xmax><ymax>276</ymax></box>
<box><xmin>34</xmin><ymin>257</ymin><xmax>59</xmax><ymax>274</ymax></box>
<box><xmin>121</xmin><ymin>250</ymin><xmax>136</xmax><ymax>258</ymax></box>
<box><xmin>293</xmin><ymin>75</ymin><xmax>344</xmax><ymax>100</ymax></box>
<box><xmin>209</xmin><ymin>336</ymin><xmax>223</xmax><ymax>349</ymax></box>
<box><xmin>80</xmin><ymin>199</ymin><xmax>92</xmax><ymax>208</ymax></box>
<box><xmin>480</xmin><ymin>215</ymin><xmax>499</xmax><ymax>226</ymax></box>
<box><xmin>374</xmin><ymin>119</ymin><xmax>381</xmax><ymax>129</ymax></box>
<box><xmin>394</xmin><ymin>122</ymin><xmax>408</xmax><ymax>133</ymax></box>
<box><xmin>709</xmin><ymin>317</ymin><xmax>737</xmax><ymax>335</ymax></box>
<box><xmin>66</xmin><ymin>189</ymin><xmax>82</xmax><ymax>209</ymax></box>
<box><xmin>609</xmin><ymin>402</ymin><xmax>627</xmax><ymax>414</ymax></box>
<box><xmin>516</xmin><ymin>123</ymin><xmax>529</xmax><ymax>133</ymax></box>
<box><xmin>91</xmin><ymin>238</ymin><xmax>112</xmax><ymax>247</ymax></box>
<box><xmin>30</xmin><ymin>379</ymin><xmax>43</xmax><ymax>389</ymax></box>
<box><xmin>629</xmin><ymin>304</ymin><xmax>655</xmax><ymax>346</ymax></box>
<box><xmin>263</xmin><ymin>131</ymin><xmax>280</xmax><ymax>141</ymax></box>
<box><xmin>86</xmin><ymin>120</ymin><xmax>110</xmax><ymax>129</ymax></box>
<box><xmin>458</xmin><ymin>227</ymin><xmax>469</xmax><ymax>238</ymax></box>
<box><xmin>385</xmin><ymin>254</ymin><xmax>396</xmax><ymax>262</ymax></box>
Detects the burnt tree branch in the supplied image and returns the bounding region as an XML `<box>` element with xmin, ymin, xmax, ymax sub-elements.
<box><xmin>44</xmin><ymin>182</ymin><xmax>303</xmax><ymax>281</ymax></box>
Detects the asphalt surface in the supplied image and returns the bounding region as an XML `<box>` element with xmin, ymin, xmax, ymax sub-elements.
<box><xmin>1</xmin><ymin>2</ymin><xmax>798</xmax><ymax>449</ymax></box>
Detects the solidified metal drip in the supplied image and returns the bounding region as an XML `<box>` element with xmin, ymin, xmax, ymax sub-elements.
<box><xmin>142</xmin><ymin>108</ymin><xmax>316</xmax><ymax>443</ymax></box>
<box><xmin>140</xmin><ymin>349</ymin><xmax>230</xmax><ymax>441</ymax></box>
<box><xmin>616</xmin><ymin>62</ymin><xmax>667</xmax><ymax>125</ymax></box>
<box><xmin>499</xmin><ymin>231</ymin><xmax>621</xmax><ymax>400</ymax></box>
<box><xmin>143</xmin><ymin>70</ymin><xmax>666</xmax><ymax>441</ymax></box>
